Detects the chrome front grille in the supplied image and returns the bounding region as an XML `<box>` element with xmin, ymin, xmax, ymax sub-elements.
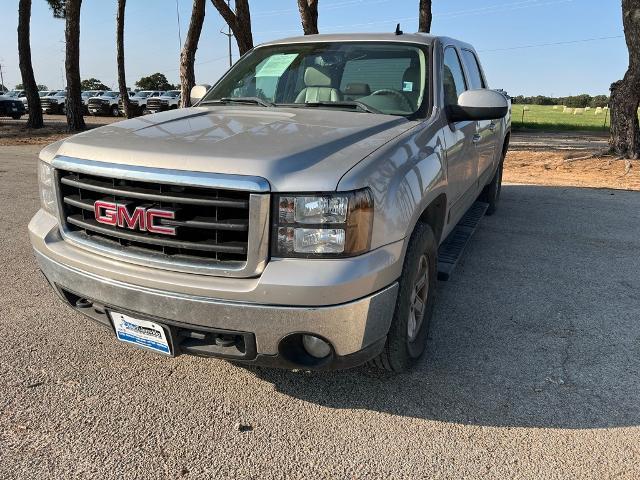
<box><xmin>53</xmin><ymin>157</ymin><xmax>270</xmax><ymax>277</ymax></box>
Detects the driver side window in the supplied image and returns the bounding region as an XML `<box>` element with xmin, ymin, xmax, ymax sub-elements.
<box><xmin>443</xmin><ymin>47</ymin><xmax>467</xmax><ymax>107</ymax></box>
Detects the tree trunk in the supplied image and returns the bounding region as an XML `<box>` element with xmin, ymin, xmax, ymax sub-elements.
<box><xmin>116</xmin><ymin>0</ymin><xmax>131</xmax><ymax>118</ymax></box>
<box><xmin>210</xmin><ymin>0</ymin><xmax>253</xmax><ymax>56</ymax></box>
<box><xmin>609</xmin><ymin>0</ymin><xmax>640</xmax><ymax>159</ymax></box>
<box><xmin>418</xmin><ymin>0</ymin><xmax>432</xmax><ymax>33</ymax></box>
<box><xmin>297</xmin><ymin>0</ymin><xmax>318</xmax><ymax>35</ymax></box>
<box><xmin>17</xmin><ymin>0</ymin><xmax>43</xmax><ymax>128</ymax></box>
<box><xmin>180</xmin><ymin>0</ymin><xmax>206</xmax><ymax>108</ymax></box>
<box><xmin>64</xmin><ymin>0</ymin><xmax>85</xmax><ymax>132</ymax></box>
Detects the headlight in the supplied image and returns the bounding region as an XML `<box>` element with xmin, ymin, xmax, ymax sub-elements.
<box><xmin>273</xmin><ymin>189</ymin><xmax>373</xmax><ymax>258</ymax></box>
<box><xmin>38</xmin><ymin>161</ymin><xmax>57</xmax><ymax>216</ymax></box>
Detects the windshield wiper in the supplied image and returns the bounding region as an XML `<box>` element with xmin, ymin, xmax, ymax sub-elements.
<box><xmin>282</xmin><ymin>100</ymin><xmax>381</xmax><ymax>114</ymax></box>
<box><xmin>203</xmin><ymin>97</ymin><xmax>275</xmax><ymax>107</ymax></box>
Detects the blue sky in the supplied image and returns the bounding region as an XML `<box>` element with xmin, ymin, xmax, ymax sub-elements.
<box><xmin>0</xmin><ymin>0</ymin><xmax>627</xmax><ymax>96</ymax></box>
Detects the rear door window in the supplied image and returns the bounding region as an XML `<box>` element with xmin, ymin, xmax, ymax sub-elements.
<box><xmin>443</xmin><ymin>47</ymin><xmax>467</xmax><ymax>106</ymax></box>
<box><xmin>460</xmin><ymin>49</ymin><xmax>486</xmax><ymax>89</ymax></box>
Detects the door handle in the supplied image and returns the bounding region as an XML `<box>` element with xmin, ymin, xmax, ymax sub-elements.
<box><xmin>489</xmin><ymin>122</ymin><xmax>497</xmax><ymax>132</ymax></box>
<box><xmin>472</xmin><ymin>134</ymin><xmax>482</xmax><ymax>144</ymax></box>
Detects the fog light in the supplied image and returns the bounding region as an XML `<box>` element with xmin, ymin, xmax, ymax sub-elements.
<box><xmin>302</xmin><ymin>335</ymin><xmax>331</xmax><ymax>359</ymax></box>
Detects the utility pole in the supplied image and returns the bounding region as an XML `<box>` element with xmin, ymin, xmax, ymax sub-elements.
<box><xmin>220</xmin><ymin>0</ymin><xmax>233</xmax><ymax>67</ymax></box>
<box><xmin>0</xmin><ymin>62</ymin><xmax>5</xmax><ymax>92</ymax></box>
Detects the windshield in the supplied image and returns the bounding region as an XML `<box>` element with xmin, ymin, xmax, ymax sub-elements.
<box><xmin>202</xmin><ymin>42</ymin><xmax>428</xmax><ymax>116</ymax></box>
<box><xmin>164</xmin><ymin>91</ymin><xmax>180</xmax><ymax>98</ymax></box>
<box><xmin>137</xmin><ymin>91</ymin><xmax>152</xmax><ymax>98</ymax></box>
<box><xmin>103</xmin><ymin>91</ymin><xmax>119</xmax><ymax>98</ymax></box>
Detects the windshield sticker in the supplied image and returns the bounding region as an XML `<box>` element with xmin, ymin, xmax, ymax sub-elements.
<box><xmin>256</xmin><ymin>54</ymin><xmax>299</xmax><ymax>77</ymax></box>
<box><xmin>403</xmin><ymin>81</ymin><xmax>413</xmax><ymax>92</ymax></box>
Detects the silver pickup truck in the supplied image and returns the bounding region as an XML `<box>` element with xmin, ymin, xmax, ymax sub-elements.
<box><xmin>29</xmin><ymin>33</ymin><xmax>510</xmax><ymax>372</ymax></box>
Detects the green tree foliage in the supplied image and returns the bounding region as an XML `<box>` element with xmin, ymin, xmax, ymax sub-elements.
<box><xmin>46</xmin><ymin>0</ymin><xmax>65</xmax><ymax>17</ymax></box>
<box><xmin>512</xmin><ymin>94</ymin><xmax>610</xmax><ymax>108</ymax></box>
<box><xmin>81</xmin><ymin>78</ymin><xmax>109</xmax><ymax>90</ymax></box>
<box><xmin>135</xmin><ymin>73</ymin><xmax>177</xmax><ymax>91</ymax></box>
<box><xmin>13</xmin><ymin>83</ymin><xmax>48</xmax><ymax>91</ymax></box>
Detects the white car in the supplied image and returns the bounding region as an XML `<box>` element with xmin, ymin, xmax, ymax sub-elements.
<box><xmin>82</xmin><ymin>90</ymin><xmax>106</xmax><ymax>109</ymax></box>
<box><xmin>41</xmin><ymin>90</ymin><xmax>67</xmax><ymax>114</ymax></box>
<box><xmin>118</xmin><ymin>90</ymin><xmax>164</xmax><ymax>116</ymax></box>
<box><xmin>145</xmin><ymin>90</ymin><xmax>181</xmax><ymax>113</ymax></box>
<box><xmin>87</xmin><ymin>91</ymin><xmax>133</xmax><ymax>116</ymax></box>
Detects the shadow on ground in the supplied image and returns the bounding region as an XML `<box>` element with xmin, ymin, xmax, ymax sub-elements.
<box><xmin>246</xmin><ymin>184</ymin><xmax>640</xmax><ymax>429</ymax></box>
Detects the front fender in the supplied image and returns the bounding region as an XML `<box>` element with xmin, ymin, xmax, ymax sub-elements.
<box><xmin>337</xmin><ymin>117</ymin><xmax>448</xmax><ymax>252</ymax></box>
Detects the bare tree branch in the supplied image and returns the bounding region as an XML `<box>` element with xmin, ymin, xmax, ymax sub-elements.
<box><xmin>418</xmin><ymin>0</ymin><xmax>432</xmax><ymax>33</ymax></box>
<box><xmin>297</xmin><ymin>0</ymin><xmax>318</xmax><ymax>35</ymax></box>
<box><xmin>18</xmin><ymin>0</ymin><xmax>43</xmax><ymax>128</ymax></box>
<box><xmin>116</xmin><ymin>0</ymin><xmax>131</xmax><ymax>118</ymax></box>
<box><xmin>210</xmin><ymin>0</ymin><xmax>253</xmax><ymax>56</ymax></box>
<box><xmin>609</xmin><ymin>0</ymin><xmax>640</xmax><ymax>159</ymax></box>
<box><xmin>180</xmin><ymin>0</ymin><xmax>206</xmax><ymax>107</ymax></box>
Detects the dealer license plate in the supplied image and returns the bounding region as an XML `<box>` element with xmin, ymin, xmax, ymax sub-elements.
<box><xmin>110</xmin><ymin>312</ymin><xmax>171</xmax><ymax>355</ymax></box>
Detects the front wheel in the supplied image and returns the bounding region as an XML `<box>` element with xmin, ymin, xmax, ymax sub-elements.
<box><xmin>111</xmin><ymin>105</ymin><xmax>120</xmax><ymax>117</ymax></box>
<box><xmin>371</xmin><ymin>222</ymin><xmax>437</xmax><ymax>372</ymax></box>
<box><xmin>11</xmin><ymin>114</ymin><xmax>22</xmax><ymax>120</ymax></box>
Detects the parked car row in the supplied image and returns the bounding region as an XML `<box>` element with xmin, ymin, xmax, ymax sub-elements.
<box><xmin>0</xmin><ymin>89</ymin><xmax>182</xmax><ymax>118</ymax></box>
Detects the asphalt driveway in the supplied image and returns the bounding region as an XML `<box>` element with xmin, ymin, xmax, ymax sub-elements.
<box><xmin>1</xmin><ymin>145</ymin><xmax>639</xmax><ymax>478</ymax></box>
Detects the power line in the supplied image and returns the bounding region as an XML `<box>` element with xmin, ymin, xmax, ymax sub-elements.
<box><xmin>253</xmin><ymin>0</ymin><xmax>574</xmax><ymax>36</ymax></box>
<box><xmin>479</xmin><ymin>35</ymin><xmax>624</xmax><ymax>53</ymax></box>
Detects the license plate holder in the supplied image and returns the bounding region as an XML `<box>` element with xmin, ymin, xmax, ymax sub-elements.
<box><xmin>110</xmin><ymin>311</ymin><xmax>172</xmax><ymax>356</ymax></box>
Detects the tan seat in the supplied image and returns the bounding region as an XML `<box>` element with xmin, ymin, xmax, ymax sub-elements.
<box><xmin>402</xmin><ymin>66</ymin><xmax>421</xmax><ymax>107</ymax></box>
<box><xmin>295</xmin><ymin>65</ymin><xmax>342</xmax><ymax>103</ymax></box>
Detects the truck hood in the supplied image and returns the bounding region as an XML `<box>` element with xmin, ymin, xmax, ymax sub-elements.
<box><xmin>50</xmin><ymin>106</ymin><xmax>415</xmax><ymax>191</ymax></box>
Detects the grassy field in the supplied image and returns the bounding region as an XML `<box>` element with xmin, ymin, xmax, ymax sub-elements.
<box><xmin>511</xmin><ymin>104</ymin><xmax>611</xmax><ymax>132</ymax></box>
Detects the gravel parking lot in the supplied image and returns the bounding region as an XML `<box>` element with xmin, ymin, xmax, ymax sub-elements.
<box><xmin>1</xmin><ymin>145</ymin><xmax>639</xmax><ymax>479</ymax></box>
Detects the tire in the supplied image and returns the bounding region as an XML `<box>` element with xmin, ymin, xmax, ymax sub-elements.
<box><xmin>371</xmin><ymin>221</ymin><xmax>437</xmax><ymax>372</ymax></box>
<box><xmin>11</xmin><ymin>115</ymin><xmax>21</xmax><ymax>120</ymax></box>
<box><xmin>480</xmin><ymin>150</ymin><xmax>505</xmax><ymax>216</ymax></box>
<box><xmin>111</xmin><ymin>105</ymin><xmax>120</xmax><ymax>117</ymax></box>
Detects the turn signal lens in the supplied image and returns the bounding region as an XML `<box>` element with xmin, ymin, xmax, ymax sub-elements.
<box><xmin>38</xmin><ymin>161</ymin><xmax>57</xmax><ymax>216</ymax></box>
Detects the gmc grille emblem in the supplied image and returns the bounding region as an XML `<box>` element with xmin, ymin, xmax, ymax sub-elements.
<box><xmin>93</xmin><ymin>200</ymin><xmax>177</xmax><ymax>236</ymax></box>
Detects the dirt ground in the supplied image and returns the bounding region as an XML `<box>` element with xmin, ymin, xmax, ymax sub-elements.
<box><xmin>2</xmin><ymin>118</ymin><xmax>638</xmax><ymax>191</ymax></box>
<box><xmin>504</xmin><ymin>149</ymin><xmax>640</xmax><ymax>191</ymax></box>
<box><xmin>0</xmin><ymin>115</ymin><xmax>117</xmax><ymax>146</ymax></box>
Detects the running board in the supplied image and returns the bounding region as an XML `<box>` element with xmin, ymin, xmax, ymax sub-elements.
<box><xmin>437</xmin><ymin>201</ymin><xmax>489</xmax><ymax>281</ymax></box>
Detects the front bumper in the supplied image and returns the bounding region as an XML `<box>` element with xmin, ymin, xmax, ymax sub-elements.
<box><xmin>29</xmin><ymin>210</ymin><xmax>402</xmax><ymax>369</ymax></box>
<box><xmin>87</xmin><ymin>103</ymin><xmax>112</xmax><ymax>115</ymax></box>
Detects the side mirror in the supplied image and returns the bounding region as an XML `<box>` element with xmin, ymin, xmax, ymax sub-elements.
<box><xmin>447</xmin><ymin>89</ymin><xmax>509</xmax><ymax>122</ymax></box>
<box><xmin>190</xmin><ymin>84</ymin><xmax>210</xmax><ymax>105</ymax></box>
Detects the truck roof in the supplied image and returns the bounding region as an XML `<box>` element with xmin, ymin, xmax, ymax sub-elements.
<box><xmin>259</xmin><ymin>32</ymin><xmax>475</xmax><ymax>51</ymax></box>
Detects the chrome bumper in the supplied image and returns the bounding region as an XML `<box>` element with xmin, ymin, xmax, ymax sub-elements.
<box><xmin>30</xmin><ymin>210</ymin><xmax>401</xmax><ymax>364</ymax></box>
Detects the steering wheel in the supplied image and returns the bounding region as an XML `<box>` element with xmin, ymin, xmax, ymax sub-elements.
<box><xmin>370</xmin><ymin>89</ymin><xmax>413</xmax><ymax>111</ymax></box>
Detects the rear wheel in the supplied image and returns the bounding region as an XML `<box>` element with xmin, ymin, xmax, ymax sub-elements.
<box><xmin>371</xmin><ymin>222</ymin><xmax>437</xmax><ymax>372</ymax></box>
<box><xmin>11</xmin><ymin>114</ymin><xmax>21</xmax><ymax>120</ymax></box>
<box><xmin>480</xmin><ymin>151</ymin><xmax>505</xmax><ymax>216</ymax></box>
